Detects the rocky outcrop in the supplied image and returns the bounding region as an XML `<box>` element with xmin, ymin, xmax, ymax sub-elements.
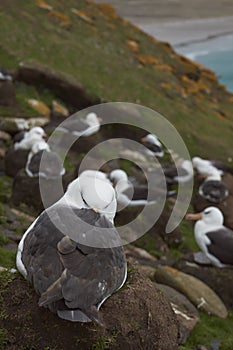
<box><xmin>156</xmin><ymin>283</ymin><xmax>200</xmax><ymax>345</ymax></box>
<box><xmin>0</xmin><ymin>80</ymin><xmax>17</xmax><ymax>106</ymax></box>
<box><xmin>155</xmin><ymin>266</ymin><xmax>228</xmax><ymax>319</ymax></box>
<box><xmin>16</xmin><ymin>62</ymin><xmax>100</xmax><ymax>110</ymax></box>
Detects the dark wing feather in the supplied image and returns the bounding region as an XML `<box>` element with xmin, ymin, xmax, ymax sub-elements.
<box><xmin>141</xmin><ymin>140</ymin><xmax>162</xmax><ymax>154</ymax></box>
<box><xmin>206</xmin><ymin>228</ymin><xmax>233</xmax><ymax>265</ymax></box>
<box><xmin>28</xmin><ymin>150</ymin><xmax>64</xmax><ymax>177</ymax></box>
<box><xmin>199</xmin><ymin>180</ymin><xmax>228</xmax><ymax>203</ymax></box>
<box><xmin>62</xmin><ymin>118</ymin><xmax>89</xmax><ymax>132</ymax></box>
<box><xmin>22</xmin><ymin>207</ymin><xmax>126</xmax><ymax>323</ymax></box>
<box><xmin>13</xmin><ymin>131</ymin><xmax>26</xmax><ymax>143</ymax></box>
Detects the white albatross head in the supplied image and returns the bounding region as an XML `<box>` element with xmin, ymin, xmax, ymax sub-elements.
<box><xmin>141</xmin><ymin>133</ymin><xmax>162</xmax><ymax>147</ymax></box>
<box><xmin>186</xmin><ymin>206</ymin><xmax>224</xmax><ymax>227</ymax></box>
<box><xmin>64</xmin><ymin>174</ymin><xmax>117</xmax><ymax>222</ymax></box>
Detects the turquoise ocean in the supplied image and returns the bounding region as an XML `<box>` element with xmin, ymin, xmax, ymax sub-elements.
<box><xmin>179</xmin><ymin>34</ymin><xmax>233</xmax><ymax>93</ymax></box>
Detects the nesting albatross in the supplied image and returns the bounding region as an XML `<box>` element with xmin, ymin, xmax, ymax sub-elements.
<box><xmin>140</xmin><ymin>134</ymin><xmax>164</xmax><ymax>158</ymax></box>
<box><xmin>16</xmin><ymin>174</ymin><xmax>127</xmax><ymax>324</ymax></box>
<box><xmin>57</xmin><ymin>112</ymin><xmax>102</xmax><ymax>137</ymax></box>
<box><xmin>198</xmin><ymin>169</ymin><xmax>229</xmax><ymax>203</ymax></box>
<box><xmin>186</xmin><ymin>207</ymin><xmax>233</xmax><ymax>267</ymax></box>
<box><xmin>110</xmin><ymin>169</ymin><xmax>176</xmax><ymax>209</ymax></box>
<box><xmin>25</xmin><ymin>140</ymin><xmax>65</xmax><ymax>178</ymax></box>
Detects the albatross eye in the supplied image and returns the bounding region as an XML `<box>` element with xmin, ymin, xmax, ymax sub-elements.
<box><xmin>204</xmin><ymin>209</ymin><xmax>211</xmax><ymax>215</ymax></box>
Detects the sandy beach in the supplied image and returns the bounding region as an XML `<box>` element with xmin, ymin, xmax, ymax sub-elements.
<box><xmin>95</xmin><ymin>0</ymin><xmax>233</xmax><ymax>54</ymax></box>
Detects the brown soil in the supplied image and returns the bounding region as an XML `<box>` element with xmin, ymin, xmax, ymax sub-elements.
<box><xmin>0</xmin><ymin>269</ymin><xmax>178</xmax><ymax>350</ymax></box>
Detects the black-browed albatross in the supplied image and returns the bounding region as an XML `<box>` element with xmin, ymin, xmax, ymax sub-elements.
<box><xmin>140</xmin><ymin>133</ymin><xmax>164</xmax><ymax>158</ymax></box>
<box><xmin>25</xmin><ymin>139</ymin><xmax>65</xmax><ymax>178</ymax></box>
<box><xmin>57</xmin><ymin>112</ymin><xmax>102</xmax><ymax>137</ymax></box>
<box><xmin>109</xmin><ymin>169</ymin><xmax>176</xmax><ymax>209</ymax></box>
<box><xmin>198</xmin><ymin>169</ymin><xmax>229</xmax><ymax>203</ymax></box>
<box><xmin>16</xmin><ymin>174</ymin><xmax>127</xmax><ymax>324</ymax></box>
<box><xmin>186</xmin><ymin>207</ymin><xmax>233</xmax><ymax>268</ymax></box>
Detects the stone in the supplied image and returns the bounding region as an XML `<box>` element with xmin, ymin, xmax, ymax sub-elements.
<box><xmin>155</xmin><ymin>266</ymin><xmax>228</xmax><ymax>319</ymax></box>
<box><xmin>156</xmin><ymin>283</ymin><xmax>199</xmax><ymax>344</ymax></box>
<box><xmin>4</xmin><ymin>146</ymin><xmax>29</xmax><ymax>177</ymax></box>
<box><xmin>27</xmin><ymin>99</ymin><xmax>51</xmax><ymax>117</ymax></box>
<box><xmin>0</xmin><ymin>131</ymin><xmax>11</xmax><ymax>141</ymax></box>
<box><xmin>175</xmin><ymin>256</ymin><xmax>233</xmax><ymax>310</ymax></box>
<box><xmin>17</xmin><ymin>62</ymin><xmax>99</xmax><ymax>109</ymax></box>
<box><xmin>52</xmin><ymin>100</ymin><xmax>69</xmax><ymax>118</ymax></box>
<box><xmin>0</xmin><ymin>81</ymin><xmax>17</xmax><ymax>106</ymax></box>
<box><xmin>11</xmin><ymin>169</ymin><xmax>70</xmax><ymax>215</ymax></box>
<box><xmin>0</xmin><ymin>116</ymin><xmax>49</xmax><ymax>134</ymax></box>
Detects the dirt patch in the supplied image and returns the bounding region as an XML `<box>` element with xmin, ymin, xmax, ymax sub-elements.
<box><xmin>0</xmin><ymin>269</ymin><xmax>178</xmax><ymax>350</ymax></box>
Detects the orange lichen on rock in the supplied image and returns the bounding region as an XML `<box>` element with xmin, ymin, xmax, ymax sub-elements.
<box><xmin>96</xmin><ymin>3</ymin><xmax>118</xmax><ymax>20</ymax></box>
<box><xmin>181</xmin><ymin>75</ymin><xmax>211</xmax><ymax>95</ymax></box>
<box><xmin>36</xmin><ymin>0</ymin><xmax>53</xmax><ymax>11</ymax></box>
<box><xmin>48</xmin><ymin>10</ymin><xmax>72</xmax><ymax>27</ymax></box>
<box><xmin>137</xmin><ymin>54</ymin><xmax>159</xmax><ymax>66</ymax></box>
<box><xmin>127</xmin><ymin>40</ymin><xmax>139</xmax><ymax>53</ymax></box>
<box><xmin>71</xmin><ymin>8</ymin><xmax>93</xmax><ymax>24</ymax></box>
<box><xmin>215</xmin><ymin>111</ymin><xmax>226</xmax><ymax>120</ymax></box>
<box><xmin>155</xmin><ymin>63</ymin><xmax>173</xmax><ymax>73</ymax></box>
<box><xmin>160</xmin><ymin>82</ymin><xmax>171</xmax><ymax>89</ymax></box>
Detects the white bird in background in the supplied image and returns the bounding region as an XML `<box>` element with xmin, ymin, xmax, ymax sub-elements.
<box><xmin>57</xmin><ymin>112</ymin><xmax>102</xmax><ymax>137</ymax></box>
<box><xmin>14</xmin><ymin>127</ymin><xmax>47</xmax><ymax>150</ymax></box>
<box><xmin>140</xmin><ymin>134</ymin><xmax>164</xmax><ymax>157</ymax></box>
<box><xmin>186</xmin><ymin>207</ymin><xmax>233</xmax><ymax>267</ymax></box>
<box><xmin>198</xmin><ymin>168</ymin><xmax>229</xmax><ymax>203</ymax></box>
<box><xmin>192</xmin><ymin>157</ymin><xmax>223</xmax><ymax>176</ymax></box>
<box><xmin>109</xmin><ymin>169</ymin><xmax>176</xmax><ymax>209</ymax></box>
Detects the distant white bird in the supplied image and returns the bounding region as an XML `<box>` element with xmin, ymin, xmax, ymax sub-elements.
<box><xmin>0</xmin><ymin>67</ymin><xmax>12</xmax><ymax>81</ymax></box>
<box><xmin>198</xmin><ymin>168</ymin><xmax>229</xmax><ymax>203</ymax></box>
<box><xmin>14</xmin><ymin>127</ymin><xmax>47</xmax><ymax>150</ymax></box>
<box><xmin>25</xmin><ymin>139</ymin><xmax>65</xmax><ymax>178</ymax></box>
<box><xmin>57</xmin><ymin>112</ymin><xmax>102</xmax><ymax>137</ymax></box>
<box><xmin>186</xmin><ymin>207</ymin><xmax>233</xmax><ymax>267</ymax></box>
<box><xmin>192</xmin><ymin>157</ymin><xmax>223</xmax><ymax>176</ymax></box>
<box><xmin>16</xmin><ymin>174</ymin><xmax>127</xmax><ymax>324</ymax></box>
<box><xmin>110</xmin><ymin>169</ymin><xmax>175</xmax><ymax>209</ymax></box>
<box><xmin>162</xmin><ymin>159</ymin><xmax>193</xmax><ymax>185</ymax></box>
<box><xmin>141</xmin><ymin>134</ymin><xmax>164</xmax><ymax>157</ymax></box>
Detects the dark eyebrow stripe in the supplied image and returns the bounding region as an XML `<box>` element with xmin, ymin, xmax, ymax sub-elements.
<box><xmin>81</xmin><ymin>192</ymin><xmax>88</xmax><ymax>206</ymax></box>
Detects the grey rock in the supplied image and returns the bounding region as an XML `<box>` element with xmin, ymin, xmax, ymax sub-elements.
<box><xmin>155</xmin><ymin>266</ymin><xmax>228</xmax><ymax>318</ymax></box>
<box><xmin>156</xmin><ymin>283</ymin><xmax>199</xmax><ymax>344</ymax></box>
<box><xmin>17</xmin><ymin>62</ymin><xmax>100</xmax><ymax>109</ymax></box>
<box><xmin>0</xmin><ymin>81</ymin><xmax>17</xmax><ymax>106</ymax></box>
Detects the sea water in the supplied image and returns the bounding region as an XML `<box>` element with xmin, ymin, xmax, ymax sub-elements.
<box><xmin>177</xmin><ymin>34</ymin><xmax>233</xmax><ymax>93</ymax></box>
<box><xmin>195</xmin><ymin>49</ymin><xmax>233</xmax><ymax>92</ymax></box>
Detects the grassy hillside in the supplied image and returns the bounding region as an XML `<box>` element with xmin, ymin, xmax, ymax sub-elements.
<box><xmin>0</xmin><ymin>0</ymin><xmax>233</xmax><ymax>159</ymax></box>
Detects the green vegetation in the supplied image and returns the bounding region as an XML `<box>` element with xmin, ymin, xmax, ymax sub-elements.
<box><xmin>92</xmin><ymin>331</ymin><xmax>118</xmax><ymax>350</ymax></box>
<box><xmin>0</xmin><ymin>0</ymin><xmax>232</xmax><ymax>159</ymax></box>
<box><xmin>0</xmin><ymin>177</ymin><xmax>12</xmax><ymax>204</ymax></box>
<box><xmin>0</xmin><ymin>247</ymin><xmax>16</xmax><ymax>268</ymax></box>
<box><xmin>0</xmin><ymin>1</ymin><xmax>233</xmax><ymax>348</ymax></box>
<box><xmin>180</xmin><ymin>311</ymin><xmax>233</xmax><ymax>350</ymax></box>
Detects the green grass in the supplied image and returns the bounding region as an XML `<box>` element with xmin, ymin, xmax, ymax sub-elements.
<box><xmin>0</xmin><ymin>0</ymin><xmax>232</xmax><ymax>159</ymax></box>
<box><xmin>0</xmin><ymin>247</ymin><xmax>16</xmax><ymax>268</ymax></box>
<box><xmin>180</xmin><ymin>311</ymin><xmax>233</xmax><ymax>350</ymax></box>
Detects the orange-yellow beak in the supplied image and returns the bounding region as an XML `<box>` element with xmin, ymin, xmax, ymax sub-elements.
<box><xmin>43</xmin><ymin>133</ymin><xmax>48</xmax><ymax>140</ymax></box>
<box><xmin>185</xmin><ymin>212</ymin><xmax>202</xmax><ymax>221</ymax></box>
